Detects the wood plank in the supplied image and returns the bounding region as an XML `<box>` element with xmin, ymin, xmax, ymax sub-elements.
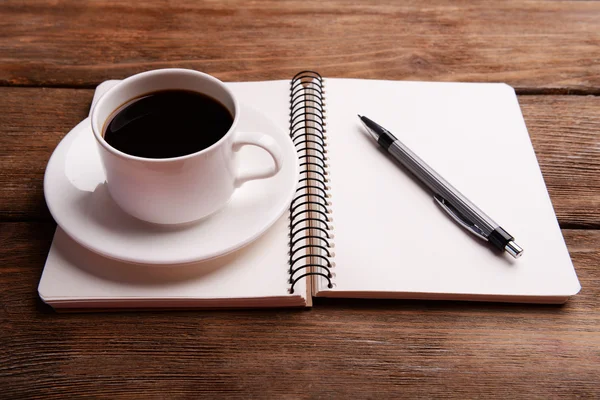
<box><xmin>1</xmin><ymin>88</ymin><xmax>599</xmax><ymax>226</ymax></box>
<box><xmin>0</xmin><ymin>88</ymin><xmax>92</xmax><ymax>221</ymax></box>
<box><xmin>520</xmin><ymin>95</ymin><xmax>600</xmax><ymax>228</ymax></box>
<box><xmin>0</xmin><ymin>0</ymin><xmax>599</xmax><ymax>91</ymax></box>
<box><xmin>0</xmin><ymin>222</ymin><xmax>598</xmax><ymax>398</ymax></box>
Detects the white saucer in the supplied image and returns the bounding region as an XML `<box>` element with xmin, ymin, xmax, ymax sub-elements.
<box><xmin>44</xmin><ymin>104</ymin><xmax>298</xmax><ymax>265</ymax></box>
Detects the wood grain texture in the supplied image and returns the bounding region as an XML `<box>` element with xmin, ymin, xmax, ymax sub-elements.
<box><xmin>0</xmin><ymin>222</ymin><xmax>598</xmax><ymax>398</ymax></box>
<box><xmin>520</xmin><ymin>95</ymin><xmax>600</xmax><ymax>228</ymax></box>
<box><xmin>0</xmin><ymin>88</ymin><xmax>92</xmax><ymax>221</ymax></box>
<box><xmin>0</xmin><ymin>0</ymin><xmax>599</xmax><ymax>92</ymax></box>
<box><xmin>2</xmin><ymin>1</ymin><xmax>599</xmax><ymax>397</ymax></box>
<box><xmin>1</xmin><ymin>88</ymin><xmax>599</xmax><ymax>227</ymax></box>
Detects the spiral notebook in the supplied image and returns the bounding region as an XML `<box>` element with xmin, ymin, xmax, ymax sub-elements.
<box><xmin>38</xmin><ymin>71</ymin><xmax>581</xmax><ymax>310</ymax></box>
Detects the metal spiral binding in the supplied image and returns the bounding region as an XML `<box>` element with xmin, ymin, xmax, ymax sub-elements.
<box><xmin>288</xmin><ymin>71</ymin><xmax>335</xmax><ymax>294</ymax></box>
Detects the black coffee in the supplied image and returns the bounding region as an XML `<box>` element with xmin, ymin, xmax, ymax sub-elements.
<box><xmin>103</xmin><ymin>90</ymin><xmax>233</xmax><ymax>159</ymax></box>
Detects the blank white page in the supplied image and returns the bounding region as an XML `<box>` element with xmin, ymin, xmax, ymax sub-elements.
<box><xmin>317</xmin><ymin>78</ymin><xmax>580</xmax><ymax>302</ymax></box>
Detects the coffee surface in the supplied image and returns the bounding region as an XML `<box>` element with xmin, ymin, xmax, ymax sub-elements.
<box><xmin>103</xmin><ymin>90</ymin><xmax>233</xmax><ymax>159</ymax></box>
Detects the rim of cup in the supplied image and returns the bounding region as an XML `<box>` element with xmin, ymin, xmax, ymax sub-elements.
<box><xmin>90</xmin><ymin>68</ymin><xmax>240</xmax><ymax>163</ymax></box>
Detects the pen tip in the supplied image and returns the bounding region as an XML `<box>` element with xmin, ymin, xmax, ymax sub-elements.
<box><xmin>357</xmin><ymin>114</ymin><xmax>363</xmax><ymax>119</ymax></box>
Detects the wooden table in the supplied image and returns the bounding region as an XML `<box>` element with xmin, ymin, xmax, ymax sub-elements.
<box><xmin>1</xmin><ymin>1</ymin><xmax>599</xmax><ymax>397</ymax></box>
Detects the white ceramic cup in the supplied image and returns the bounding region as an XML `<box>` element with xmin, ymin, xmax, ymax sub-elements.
<box><xmin>90</xmin><ymin>68</ymin><xmax>283</xmax><ymax>225</ymax></box>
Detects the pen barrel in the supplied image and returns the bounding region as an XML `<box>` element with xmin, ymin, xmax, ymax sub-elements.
<box><xmin>387</xmin><ymin>139</ymin><xmax>498</xmax><ymax>236</ymax></box>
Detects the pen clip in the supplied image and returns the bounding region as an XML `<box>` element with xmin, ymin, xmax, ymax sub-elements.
<box><xmin>434</xmin><ymin>195</ymin><xmax>488</xmax><ymax>241</ymax></box>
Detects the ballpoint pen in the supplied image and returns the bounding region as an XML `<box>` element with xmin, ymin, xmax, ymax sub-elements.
<box><xmin>358</xmin><ymin>115</ymin><xmax>524</xmax><ymax>258</ymax></box>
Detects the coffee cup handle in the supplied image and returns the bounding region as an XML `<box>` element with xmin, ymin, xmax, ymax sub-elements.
<box><xmin>232</xmin><ymin>131</ymin><xmax>284</xmax><ymax>188</ymax></box>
